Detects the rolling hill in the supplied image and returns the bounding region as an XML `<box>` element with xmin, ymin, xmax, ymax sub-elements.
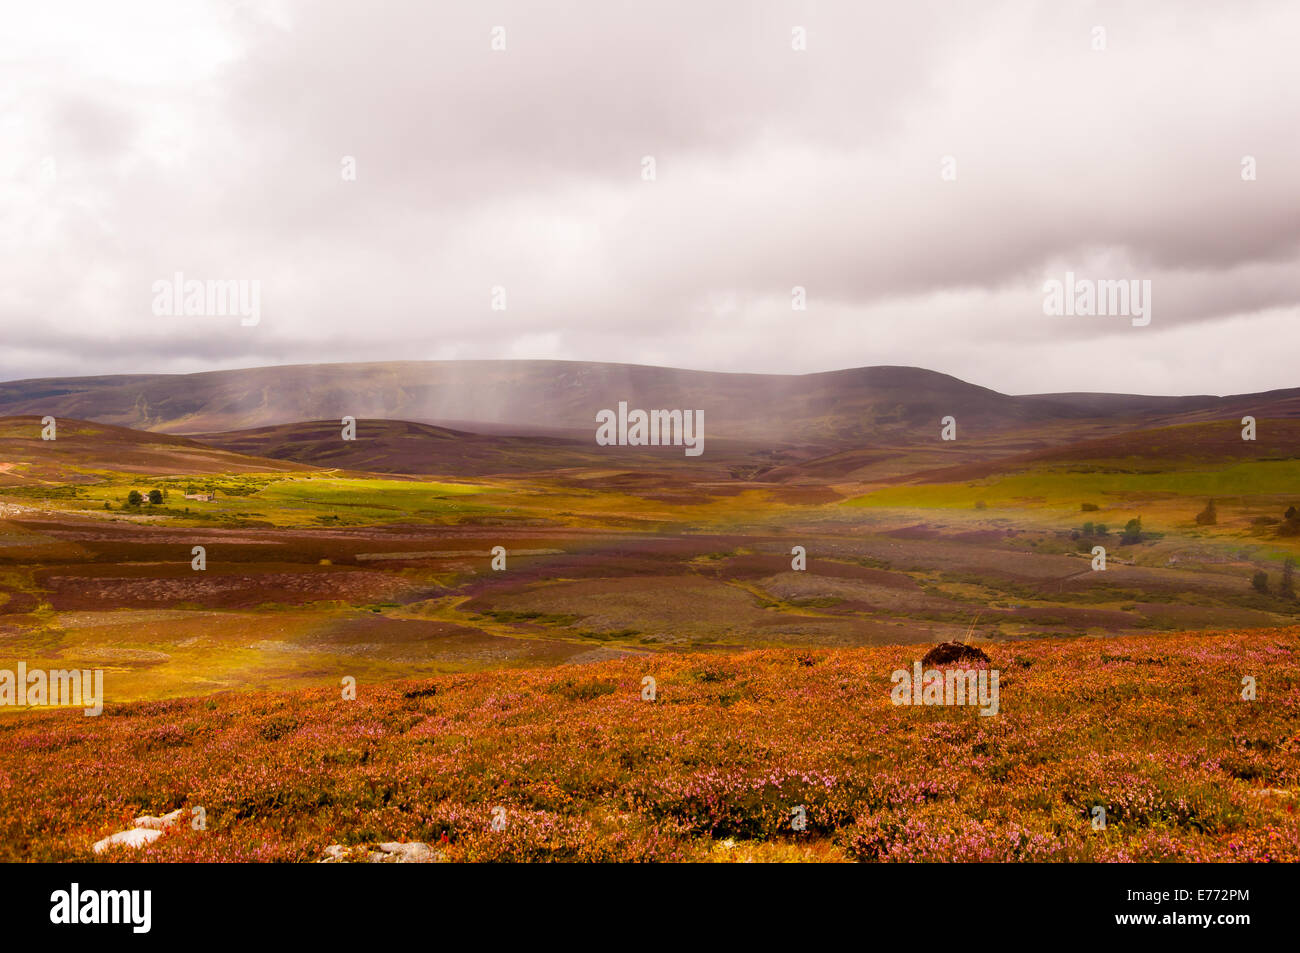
<box><xmin>0</xmin><ymin>360</ymin><xmax>1134</xmax><ymax>442</ymax></box>
<box><xmin>191</xmin><ymin>419</ymin><xmax>657</xmax><ymax>477</ymax></box>
<box><xmin>871</xmin><ymin>418</ymin><xmax>1300</xmax><ymax>486</ymax></box>
<box><xmin>191</xmin><ymin>418</ymin><xmax>836</xmax><ymax>481</ymax></box>
<box><xmin>4</xmin><ymin>360</ymin><xmax>1298</xmax><ymax>483</ymax></box>
<box><xmin>0</xmin><ymin>416</ymin><xmax>307</xmax><ymax>485</ymax></box>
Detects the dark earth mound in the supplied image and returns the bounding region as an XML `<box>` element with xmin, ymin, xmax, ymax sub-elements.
<box><xmin>922</xmin><ymin>641</ymin><xmax>992</xmax><ymax>666</ymax></box>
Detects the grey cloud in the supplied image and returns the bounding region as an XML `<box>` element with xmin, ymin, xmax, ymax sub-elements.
<box><xmin>1</xmin><ymin>0</ymin><xmax>1298</xmax><ymax>394</ymax></box>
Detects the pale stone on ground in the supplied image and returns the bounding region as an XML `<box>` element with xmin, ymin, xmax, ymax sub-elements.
<box><xmin>134</xmin><ymin>808</ymin><xmax>187</xmax><ymax>830</ymax></box>
<box><xmin>319</xmin><ymin>841</ymin><xmax>444</xmax><ymax>863</ymax></box>
<box><xmin>93</xmin><ymin>828</ymin><xmax>162</xmax><ymax>854</ymax></box>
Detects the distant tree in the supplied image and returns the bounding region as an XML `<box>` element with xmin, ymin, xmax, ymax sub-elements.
<box><xmin>1122</xmin><ymin>517</ymin><xmax>1142</xmax><ymax>544</ymax></box>
<box><xmin>1287</xmin><ymin>506</ymin><xmax>1298</xmax><ymax>520</ymax></box>
<box><xmin>126</xmin><ymin>490</ymin><xmax>142</xmax><ymax>507</ymax></box>
<box><xmin>1195</xmin><ymin>499</ymin><xmax>1217</xmax><ymax>526</ymax></box>
<box><xmin>148</xmin><ymin>489</ymin><xmax>163</xmax><ymax>505</ymax></box>
<box><xmin>1282</xmin><ymin>558</ymin><xmax>1296</xmax><ymax>600</ymax></box>
<box><xmin>1082</xmin><ymin>521</ymin><xmax>1095</xmax><ymax>536</ymax></box>
<box><xmin>974</xmin><ymin>499</ymin><xmax>987</xmax><ymax>510</ymax></box>
<box><xmin>1094</xmin><ymin>523</ymin><xmax>1108</xmax><ymax>536</ymax></box>
<box><xmin>1251</xmin><ymin>570</ymin><xmax>1269</xmax><ymax>594</ymax></box>
<box><xmin>103</xmin><ymin>501</ymin><xmax>111</xmax><ymax>510</ymax></box>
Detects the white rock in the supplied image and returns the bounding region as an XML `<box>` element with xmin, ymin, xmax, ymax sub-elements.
<box><xmin>375</xmin><ymin>842</ymin><xmax>439</xmax><ymax>863</ymax></box>
<box><xmin>319</xmin><ymin>841</ymin><xmax>443</xmax><ymax>863</ymax></box>
<box><xmin>93</xmin><ymin>828</ymin><xmax>162</xmax><ymax>854</ymax></box>
<box><xmin>318</xmin><ymin>844</ymin><xmax>351</xmax><ymax>862</ymax></box>
<box><xmin>134</xmin><ymin>808</ymin><xmax>186</xmax><ymax>830</ymax></box>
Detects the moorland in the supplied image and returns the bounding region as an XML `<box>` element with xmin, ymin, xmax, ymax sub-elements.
<box><xmin>1</xmin><ymin>360</ymin><xmax>1297</xmax><ymax>860</ymax></box>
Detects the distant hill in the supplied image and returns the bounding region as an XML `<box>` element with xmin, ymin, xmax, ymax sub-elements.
<box><xmin>0</xmin><ymin>416</ymin><xmax>305</xmax><ymax>484</ymax></box>
<box><xmin>872</xmin><ymin>418</ymin><xmax>1300</xmax><ymax>486</ymax></box>
<box><xmin>2</xmin><ymin>361</ymin><xmax>1296</xmax><ymax>480</ymax></box>
<box><xmin>0</xmin><ymin>361</ymin><xmax>1101</xmax><ymax>443</ymax></box>
<box><xmin>1027</xmin><ymin>388</ymin><xmax>1300</xmax><ymax>426</ymax></box>
<box><xmin>193</xmin><ymin>419</ymin><xmax>633</xmax><ymax>477</ymax></box>
<box><xmin>192</xmin><ymin>418</ymin><xmax>823</xmax><ymax>480</ymax></box>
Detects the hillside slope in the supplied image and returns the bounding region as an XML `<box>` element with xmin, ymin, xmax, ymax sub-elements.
<box><xmin>871</xmin><ymin>418</ymin><xmax>1300</xmax><ymax>486</ymax></box>
<box><xmin>0</xmin><ymin>416</ymin><xmax>308</xmax><ymax>484</ymax></box>
<box><xmin>192</xmin><ymin>418</ymin><xmax>637</xmax><ymax>476</ymax></box>
<box><xmin>0</xmin><ymin>361</ymin><xmax>1107</xmax><ymax>443</ymax></box>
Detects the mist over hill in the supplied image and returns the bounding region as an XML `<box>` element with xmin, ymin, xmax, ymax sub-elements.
<box><xmin>4</xmin><ymin>361</ymin><xmax>1296</xmax><ymax>448</ymax></box>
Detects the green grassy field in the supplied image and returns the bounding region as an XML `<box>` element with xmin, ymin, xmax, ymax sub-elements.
<box><xmin>10</xmin><ymin>475</ymin><xmax>498</xmax><ymax>527</ymax></box>
<box><xmin>846</xmin><ymin>460</ymin><xmax>1300</xmax><ymax>510</ymax></box>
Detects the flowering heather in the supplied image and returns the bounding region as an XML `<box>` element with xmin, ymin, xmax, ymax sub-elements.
<box><xmin>1</xmin><ymin>628</ymin><xmax>1296</xmax><ymax>862</ymax></box>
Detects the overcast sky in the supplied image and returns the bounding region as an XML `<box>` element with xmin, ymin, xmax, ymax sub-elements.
<box><xmin>3</xmin><ymin>0</ymin><xmax>1298</xmax><ymax>396</ymax></box>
